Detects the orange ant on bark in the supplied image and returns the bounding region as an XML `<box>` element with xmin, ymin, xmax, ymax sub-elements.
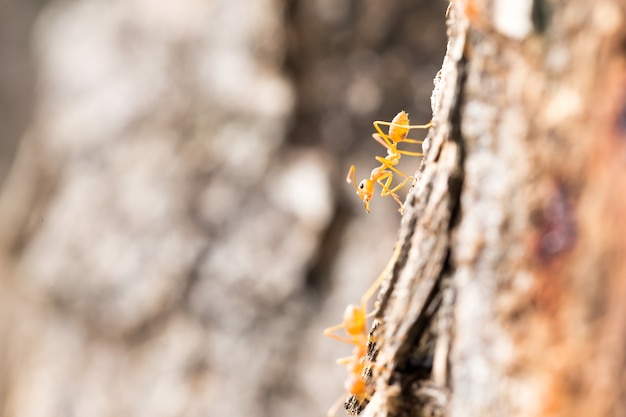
<box><xmin>347</xmin><ymin>111</ymin><xmax>432</xmax><ymax>214</ymax></box>
<box><xmin>323</xmin><ymin>235</ymin><xmax>404</xmax><ymax>415</ymax></box>
<box><xmin>323</xmin><ymin>249</ymin><xmax>397</xmax><ymax>416</ymax></box>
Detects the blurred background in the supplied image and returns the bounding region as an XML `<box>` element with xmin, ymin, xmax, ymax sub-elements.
<box><xmin>0</xmin><ymin>0</ymin><xmax>447</xmax><ymax>416</ymax></box>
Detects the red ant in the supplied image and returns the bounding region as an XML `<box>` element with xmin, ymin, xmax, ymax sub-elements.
<box><xmin>347</xmin><ymin>111</ymin><xmax>431</xmax><ymax>214</ymax></box>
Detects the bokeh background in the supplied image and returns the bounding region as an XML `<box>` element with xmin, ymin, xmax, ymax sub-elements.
<box><xmin>0</xmin><ymin>0</ymin><xmax>447</xmax><ymax>416</ymax></box>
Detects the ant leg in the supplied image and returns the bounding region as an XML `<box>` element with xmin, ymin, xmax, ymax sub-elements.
<box><xmin>401</xmin><ymin>138</ymin><xmax>424</xmax><ymax>144</ymax></box>
<box><xmin>378</xmin><ymin>174</ymin><xmax>413</xmax><ymax>213</ymax></box>
<box><xmin>376</xmin><ymin>172</ymin><xmax>414</xmax><ymax>200</ymax></box>
<box><xmin>405</xmin><ymin>120</ymin><xmax>432</xmax><ymax>129</ymax></box>
<box><xmin>375</xmin><ymin>134</ymin><xmax>424</xmax><ymax>157</ymax></box>
<box><xmin>376</xmin><ymin>170</ymin><xmax>414</xmax><ymax>211</ymax></box>
<box><xmin>361</xmin><ymin>243</ymin><xmax>403</xmax><ymax>316</ymax></box>
<box><xmin>358</xmin><ymin>269</ymin><xmax>389</xmax><ymax>316</ymax></box>
<box><xmin>372</xmin><ymin>122</ymin><xmax>395</xmax><ymax>148</ymax></box>
<box><xmin>391</xmin><ymin>193</ymin><xmax>404</xmax><ymax>213</ymax></box>
<box><xmin>399</xmin><ymin>121</ymin><xmax>431</xmax><ymax>144</ymax></box>
<box><xmin>323</xmin><ymin>324</ymin><xmax>359</xmax><ymax>345</ymax></box>
<box><xmin>376</xmin><ymin>173</ymin><xmax>403</xmax><ymax>211</ymax></box>
<box><xmin>376</xmin><ymin>172</ymin><xmax>394</xmax><ymax>196</ymax></box>
<box><xmin>372</xmin><ymin>133</ymin><xmax>392</xmax><ymax>151</ymax></box>
<box><xmin>396</xmin><ymin>149</ymin><xmax>423</xmax><ymax>157</ymax></box>
<box><xmin>327</xmin><ymin>393</ymin><xmax>347</xmax><ymax>417</ymax></box>
<box><xmin>383</xmin><ymin>175</ymin><xmax>414</xmax><ymax>195</ymax></box>
<box><xmin>336</xmin><ymin>355</ymin><xmax>358</xmax><ymax>365</ymax></box>
<box><xmin>374</xmin><ymin>156</ymin><xmax>408</xmax><ymax>177</ymax></box>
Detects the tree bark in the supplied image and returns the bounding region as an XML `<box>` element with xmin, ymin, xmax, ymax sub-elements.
<box><xmin>363</xmin><ymin>1</ymin><xmax>626</xmax><ymax>417</ymax></box>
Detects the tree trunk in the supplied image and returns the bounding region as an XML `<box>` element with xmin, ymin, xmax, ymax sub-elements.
<box><xmin>364</xmin><ymin>1</ymin><xmax>626</xmax><ymax>417</ymax></box>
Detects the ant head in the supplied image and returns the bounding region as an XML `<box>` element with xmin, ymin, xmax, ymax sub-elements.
<box><xmin>356</xmin><ymin>179</ymin><xmax>374</xmax><ymax>213</ymax></box>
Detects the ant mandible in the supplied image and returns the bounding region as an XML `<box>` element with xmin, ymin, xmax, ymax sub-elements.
<box><xmin>347</xmin><ymin>111</ymin><xmax>432</xmax><ymax>214</ymax></box>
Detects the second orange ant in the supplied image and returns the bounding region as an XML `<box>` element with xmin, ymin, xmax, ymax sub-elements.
<box><xmin>323</xmin><ymin>264</ymin><xmax>391</xmax><ymax>416</ymax></box>
<box><xmin>347</xmin><ymin>111</ymin><xmax>432</xmax><ymax>214</ymax></box>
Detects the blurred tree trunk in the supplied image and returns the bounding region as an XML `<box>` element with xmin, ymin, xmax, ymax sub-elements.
<box><xmin>365</xmin><ymin>1</ymin><xmax>626</xmax><ymax>417</ymax></box>
<box><xmin>0</xmin><ymin>1</ymin><xmax>449</xmax><ymax>417</ymax></box>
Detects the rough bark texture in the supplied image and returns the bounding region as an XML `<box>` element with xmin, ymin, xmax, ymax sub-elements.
<box><xmin>362</xmin><ymin>1</ymin><xmax>626</xmax><ymax>417</ymax></box>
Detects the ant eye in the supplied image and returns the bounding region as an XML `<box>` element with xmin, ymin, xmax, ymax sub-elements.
<box><xmin>358</xmin><ymin>181</ymin><xmax>366</xmax><ymax>189</ymax></box>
